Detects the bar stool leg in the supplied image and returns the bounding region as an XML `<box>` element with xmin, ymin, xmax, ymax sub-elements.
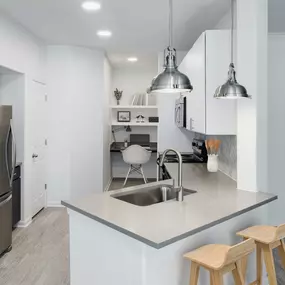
<box><xmin>277</xmin><ymin>239</ymin><xmax>285</xmax><ymax>269</ymax></box>
<box><xmin>239</xmin><ymin>237</ymin><xmax>248</xmax><ymax>283</ymax></box>
<box><xmin>210</xmin><ymin>271</ymin><xmax>214</xmax><ymax>285</ymax></box>
<box><xmin>189</xmin><ymin>262</ymin><xmax>200</xmax><ymax>285</ymax></box>
<box><xmin>256</xmin><ymin>243</ymin><xmax>263</xmax><ymax>285</ymax></box>
<box><xmin>262</xmin><ymin>244</ymin><xmax>277</xmax><ymax>285</ymax></box>
<box><xmin>232</xmin><ymin>263</ymin><xmax>243</xmax><ymax>285</ymax></box>
<box><xmin>213</xmin><ymin>270</ymin><xmax>224</xmax><ymax>285</ymax></box>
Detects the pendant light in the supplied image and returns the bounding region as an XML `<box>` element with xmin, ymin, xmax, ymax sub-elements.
<box><xmin>214</xmin><ymin>0</ymin><xmax>251</xmax><ymax>99</ymax></box>
<box><xmin>149</xmin><ymin>0</ymin><xmax>193</xmax><ymax>94</ymax></box>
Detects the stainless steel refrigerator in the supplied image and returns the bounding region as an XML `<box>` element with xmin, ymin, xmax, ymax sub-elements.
<box><xmin>0</xmin><ymin>106</ymin><xmax>16</xmax><ymax>256</ymax></box>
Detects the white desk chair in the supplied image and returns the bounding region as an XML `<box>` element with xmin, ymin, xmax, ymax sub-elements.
<box><xmin>121</xmin><ymin>145</ymin><xmax>152</xmax><ymax>187</ymax></box>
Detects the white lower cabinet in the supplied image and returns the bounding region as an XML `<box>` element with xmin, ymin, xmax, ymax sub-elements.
<box><xmin>180</xmin><ymin>30</ymin><xmax>237</xmax><ymax>135</ymax></box>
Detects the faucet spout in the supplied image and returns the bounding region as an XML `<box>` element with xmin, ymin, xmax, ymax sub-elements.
<box><xmin>160</xmin><ymin>149</ymin><xmax>183</xmax><ymax>201</ymax></box>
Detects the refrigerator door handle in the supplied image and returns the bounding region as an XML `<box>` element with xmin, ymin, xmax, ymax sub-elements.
<box><xmin>0</xmin><ymin>194</ymin><xmax>12</xmax><ymax>207</ymax></box>
<box><xmin>5</xmin><ymin>123</ymin><xmax>12</xmax><ymax>183</ymax></box>
<box><xmin>10</xmin><ymin>119</ymin><xmax>16</xmax><ymax>188</ymax></box>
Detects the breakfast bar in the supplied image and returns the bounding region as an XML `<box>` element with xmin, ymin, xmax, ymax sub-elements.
<box><xmin>62</xmin><ymin>164</ymin><xmax>277</xmax><ymax>285</ymax></box>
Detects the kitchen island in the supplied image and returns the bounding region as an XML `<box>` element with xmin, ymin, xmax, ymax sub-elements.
<box><xmin>62</xmin><ymin>164</ymin><xmax>277</xmax><ymax>285</ymax></box>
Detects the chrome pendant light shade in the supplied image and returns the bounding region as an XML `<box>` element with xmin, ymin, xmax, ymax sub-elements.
<box><xmin>150</xmin><ymin>47</ymin><xmax>193</xmax><ymax>93</ymax></box>
<box><xmin>214</xmin><ymin>0</ymin><xmax>251</xmax><ymax>99</ymax></box>
<box><xmin>149</xmin><ymin>0</ymin><xmax>193</xmax><ymax>94</ymax></box>
<box><xmin>214</xmin><ymin>63</ymin><xmax>250</xmax><ymax>99</ymax></box>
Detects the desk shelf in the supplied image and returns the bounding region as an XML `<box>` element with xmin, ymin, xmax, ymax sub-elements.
<box><xmin>111</xmin><ymin>122</ymin><xmax>159</xmax><ymax>127</ymax></box>
<box><xmin>110</xmin><ymin>105</ymin><xmax>158</xmax><ymax>109</ymax></box>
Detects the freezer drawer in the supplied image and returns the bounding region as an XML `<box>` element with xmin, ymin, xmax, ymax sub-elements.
<box><xmin>0</xmin><ymin>192</ymin><xmax>12</xmax><ymax>256</ymax></box>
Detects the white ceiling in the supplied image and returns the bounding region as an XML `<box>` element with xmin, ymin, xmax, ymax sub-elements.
<box><xmin>0</xmin><ymin>0</ymin><xmax>230</xmax><ymax>67</ymax></box>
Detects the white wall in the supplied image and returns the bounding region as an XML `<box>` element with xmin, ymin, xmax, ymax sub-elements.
<box><xmin>111</xmin><ymin>66</ymin><xmax>157</xmax><ymax>106</ymax></box>
<box><xmin>0</xmin><ymin>11</ymin><xmax>46</xmax><ymax>223</ymax></box>
<box><xmin>236</xmin><ymin>0</ymin><xmax>268</xmax><ymax>193</ymax></box>
<box><xmin>157</xmin><ymin>51</ymin><xmax>195</xmax><ymax>153</ymax></box>
<box><xmin>46</xmin><ymin>46</ymin><xmax>107</xmax><ymax>203</ymax></box>
<box><xmin>268</xmin><ymin>34</ymin><xmax>285</xmax><ymax>225</ymax></box>
<box><xmin>0</xmin><ymin>74</ymin><xmax>25</xmax><ymax>163</ymax></box>
<box><xmin>103</xmin><ymin>58</ymin><xmax>112</xmax><ymax>190</ymax></box>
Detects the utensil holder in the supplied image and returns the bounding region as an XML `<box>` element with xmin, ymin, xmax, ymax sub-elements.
<box><xmin>207</xmin><ymin>155</ymin><xmax>219</xmax><ymax>172</ymax></box>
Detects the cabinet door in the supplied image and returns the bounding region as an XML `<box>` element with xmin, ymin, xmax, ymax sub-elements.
<box><xmin>205</xmin><ymin>30</ymin><xmax>237</xmax><ymax>135</ymax></box>
<box><xmin>12</xmin><ymin>178</ymin><xmax>21</xmax><ymax>227</ymax></box>
<box><xmin>183</xmin><ymin>33</ymin><xmax>206</xmax><ymax>133</ymax></box>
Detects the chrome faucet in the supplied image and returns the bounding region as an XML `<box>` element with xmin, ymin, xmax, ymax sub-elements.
<box><xmin>160</xmin><ymin>149</ymin><xmax>184</xmax><ymax>202</ymax></box>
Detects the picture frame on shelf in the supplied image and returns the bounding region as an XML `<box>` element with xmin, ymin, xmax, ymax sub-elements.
<box><xmin>117</xmin><ymin>111</ymin><xmax>131</xmax><ymax>122</ymax></box>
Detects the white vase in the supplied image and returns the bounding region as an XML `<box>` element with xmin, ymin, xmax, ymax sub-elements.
<box><xmin>207</xmin><ymin>155</ymin><xmax>219</xmax><ymax>172</ymax></box>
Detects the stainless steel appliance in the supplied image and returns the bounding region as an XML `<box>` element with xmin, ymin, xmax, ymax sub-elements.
<box><xmin>157</xmin><ymin>138</ymin><xmax>207</xmax><ymax>180</ymax></box>
<box><xmin>175</xmin><ymin>96</ymin><xmax>186</xmax><ymax>128</ymax></box>
<box><xmin>0</xmin><ymin>106</ymin><xmax>16</xmax><ymax>256</ymax></box>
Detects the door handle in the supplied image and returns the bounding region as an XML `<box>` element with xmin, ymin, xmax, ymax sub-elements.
<box><xmin>0</xmin><ymin>194</ymin><xmax>12</xmax><ymax>207</ymax></box>
<box><xmin>10</xmin><ymin>119</ymin><xmax>16</xmax><ymax>188</ymax></box>
<box><xmin>32</xmin><ymin>154</ymin><xmax>38</xmax><ymax>159</ymax></box>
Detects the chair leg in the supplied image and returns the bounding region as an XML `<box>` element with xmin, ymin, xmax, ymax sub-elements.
<box><xmin>189</xmin><ymin>262</ymin><xmax>200</xmax><ymax>285</ymax></box>
<box><xmin>123</xmin><ymin>166</ymin><xmax>132</xmax><ymax>187</ymax></box>
<box><xmin>256</xmin><ymin>243</ymin><xmax>263</xmax><ymax>285</ymax></box>
<box><xmin>232</xmin><ymin>263</ymin><xmax>243</xmax><ymax>285</ymax></box>
<box><xmin>213</xmin><ymin>270</ymin><xmax>224</xmax><ymax>285</ymax></box>
<box><xmin>140</xmin><ymin>166</ymin><xmax>148</xmax><ymax>184</ymax></box>
<box><xmin>277</xmin><ymin>239</ymin><xmax>285</xmax><ymax>270</ymax></box>
<box><xmin>262</xmin><ymin>244</ymin><xmax>277</xmax><ymax>285</ymax></box>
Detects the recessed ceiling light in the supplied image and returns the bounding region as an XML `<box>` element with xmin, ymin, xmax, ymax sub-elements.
<box><xmin>97</xmin><ymin>30</ymin><xmax>112</xmax><ymax>37</ymax></box>
<box><xmin>81</xmin><ymin>1</ymin><xmax>101</xmax><ymax>12</ymax></box>
<box><xmin>127</xmin><ymin>57</ymin><xmax>138</xmax><ymax>62</ymax></box>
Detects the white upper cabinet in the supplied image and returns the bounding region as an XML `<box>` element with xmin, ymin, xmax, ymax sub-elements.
<box><xmin>180</xmin><ymin>30</ymin><xmax>237</xmax><ymax>135</ymax></box>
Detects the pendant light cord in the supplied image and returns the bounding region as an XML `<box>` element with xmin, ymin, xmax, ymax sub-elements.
<box><xmin>231</xmin><ymin>0</ymin><xmax>234</xmax><ymax>64</ymax></box>
<box><xmin>169</xmin><ymin>0</ymin><xmax>173</xmax><ymax>47</ymax></box>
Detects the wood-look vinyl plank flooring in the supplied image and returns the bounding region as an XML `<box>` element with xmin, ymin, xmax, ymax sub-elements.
<box><xmin>0</xmin><ymin>208</ymin><xmax>69</xmax><ymax>285</ymax></box>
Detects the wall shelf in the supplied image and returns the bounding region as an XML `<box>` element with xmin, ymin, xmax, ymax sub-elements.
<box><xmin>111</xmin><ymin>122</ymin><xmax>159</xmax><ymax>127</ymax></box>
<box><xmin>110</xmin><ymin>105</ymin><xmax>158</xmax><ymax>109</ymax></box>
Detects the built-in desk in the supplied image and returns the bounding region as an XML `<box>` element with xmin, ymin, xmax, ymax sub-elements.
<box><xmin>110</xmin><ymin>142</ymin><xmax>158</xmax><ymax>153</ymax></box>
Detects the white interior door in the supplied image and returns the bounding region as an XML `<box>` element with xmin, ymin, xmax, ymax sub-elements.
<box><xmin>30</xmin><ymin>80</ymin><xmax>47</xmax><ymax>217</ymax></box>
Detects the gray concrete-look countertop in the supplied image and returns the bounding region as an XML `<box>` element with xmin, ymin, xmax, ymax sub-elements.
<box><xmin>62</xmin><ymin>164</ymin><xmax>277</xmax><ymax>249</ymax></box>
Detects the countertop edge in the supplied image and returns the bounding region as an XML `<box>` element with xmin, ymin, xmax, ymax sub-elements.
<box><xmin>62</xmin><ymin>194</ymin><xmax>277</xmax><ymax>249</ymax></box>
<box><xmin>61</xmin><ymin>200</ymin><xmax>161</xmax><ymax>249</ymax></box>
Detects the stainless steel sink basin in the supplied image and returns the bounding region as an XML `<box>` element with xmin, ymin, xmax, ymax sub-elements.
<box><xmin>111</xmin><ymin>185</ymin><xmax>197</xmax><ymax>207</ymax></box>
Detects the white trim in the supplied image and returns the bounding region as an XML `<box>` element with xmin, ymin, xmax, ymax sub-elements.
<box><xmin>47</xmin><ymin>201</ymin><xmax>64</xmax><ymax>207</ymax></box>
<box><xmin>16</xmin><ymin>217</ymin><xmax>32</xmax><ymax>228</ymax></box>
<box><xmin>104</xmin><ymin>177</ymin><xmax>113</xmax><ymax>192</ymax></box>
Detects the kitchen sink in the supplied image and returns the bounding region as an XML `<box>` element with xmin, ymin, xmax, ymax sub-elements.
<box><xmin>111</xmin><ymin>185</ymin><xmax>197</xmax><ymax>207</ymax></box>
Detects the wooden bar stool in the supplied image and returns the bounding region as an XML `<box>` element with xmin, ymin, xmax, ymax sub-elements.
<box><xmin>184</xmin><ymin>238</ymin><xmax>255</xmax><ymax>285</ymax></box>
<box><xmin>237</xmin><ymin>224</ymin><xmax>285</xmax><ymax>285</ymax></box>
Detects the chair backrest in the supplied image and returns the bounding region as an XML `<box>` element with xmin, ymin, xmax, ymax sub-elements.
<box><xmin>122</xmin><ymin>145</ymin><xmax>152</xmax><ymax>165</ymax></box>
<box><xmin>224</xmin><ymin>239</ymin><xmax>255</xmax><ymax>266</ymax></box>
<box><xmin>276</xmin><ymin>224</ymin><xmax>285</xmax><ymax>240</ymax></box>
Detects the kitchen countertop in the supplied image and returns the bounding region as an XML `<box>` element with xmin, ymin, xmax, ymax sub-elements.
<box><xmin>62</xmin><ymin>164</ymin><xmax>277</xmax><ymax>249</ymax></box>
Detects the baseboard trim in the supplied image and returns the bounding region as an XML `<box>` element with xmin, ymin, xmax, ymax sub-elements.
<box><xmin>47</xmin><ymin>201</ymin><xmax>64</xmax><ymax>207</ymax></box>
<box><xmin>16</xmin><ymin>217</ymin><xmax>32</xmax><ymax>228</ymax></box>
<box><xmin>104</xmin><ymin>177</ymin><xmax>113</xmax><ymax>192</ymax></box>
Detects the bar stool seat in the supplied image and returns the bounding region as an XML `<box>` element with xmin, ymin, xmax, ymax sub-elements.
<box><xmin>237</xmin><ymin>225</ymin><xmax>279</xmax><ymax>244</ymax></box>
<box><xmin>237</xmin><ymin>224</ymin><xmax>285</xmax><ymax>285</ymax></box>
<box><xmin>184</xmin><ymin>244</ymin><xmax>231</xmax><ymax>270</ymax></box>
<box><xmin>184</xmin><ymin>239</ymin><xmax>255</xmax><ymax>285</ymax></box>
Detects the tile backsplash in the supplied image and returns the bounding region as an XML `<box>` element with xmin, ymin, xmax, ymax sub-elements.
<box><xmin>195</xmin><ymin>133</ymin><xmax>237</xmax><ymax>181</ymax></box>
<box><xmin>217</xmin><ymin>136</ymin><xmax>237</xmax><ymax>181</ymax></box>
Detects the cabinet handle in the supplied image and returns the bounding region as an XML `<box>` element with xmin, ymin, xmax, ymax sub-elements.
<box><xmin>190</xmin><ymin>118</ymin><xmax>195</xmax><ymax>131</ymax></box>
